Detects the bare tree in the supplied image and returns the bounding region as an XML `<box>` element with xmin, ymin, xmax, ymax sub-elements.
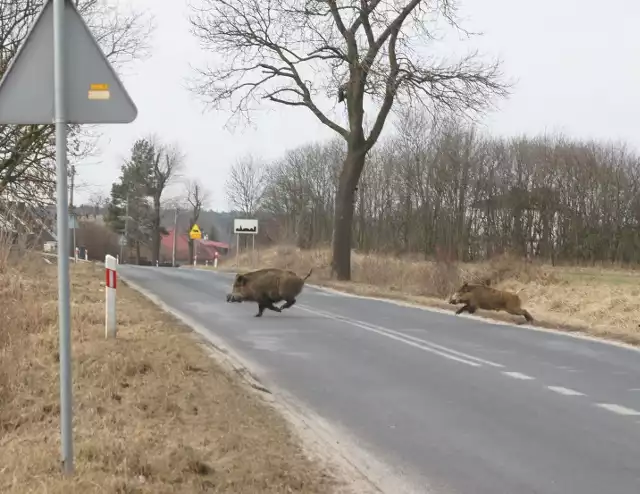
<box><xmin>188</xmin><ymin>0</ymin><xmax>510</xmax><ymax>279</ymax></box>
<box><xmin>0</xmin><ymin>0</ymin><xmax>154</xmax><ymax>206</ymax></box>
<box><xmin>88</xmin><ymin>191</ymin><xmax>108</xmax><ymax>217</ymax></box>
<box><xmin>144</xmin><ymin>137</ymin><xmax>185</xmax><ymax>263</ymax></box>
<box><xmin>225</xmin><ymin>154</ymin><xmax>266</xmax><ymax>215</ymax></box>
<box><xmin>185</xmin><ymin>179</ymin><xmax>210</xmax><ymax>263</ymax></box>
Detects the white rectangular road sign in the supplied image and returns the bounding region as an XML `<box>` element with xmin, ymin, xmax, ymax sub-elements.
<box><xmin>0</xmin><ymin>0</ymin><xmax>137</xmax><ymax>124</ymax></box>
<box><xmin>234</xmin><ymin>218</ymin><xmax>258</xmax><ymax>235</ymax></box>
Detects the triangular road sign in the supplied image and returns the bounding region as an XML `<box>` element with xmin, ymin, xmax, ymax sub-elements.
<box><xmin>0</xmin><ymin>0</ymin><xmax>137</xmax><ymax>124</ymax></box>
<box><xmin>189</xmin><ymin>224</ymin><xmax>202</xmax><ymax>239</ymax></box>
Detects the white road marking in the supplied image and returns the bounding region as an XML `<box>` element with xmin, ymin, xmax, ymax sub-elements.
<box><xmin>299</xmin><ymin>304</ymin><xmax>508</xmax><ymax>368</ymax></box>
<box><xmin>595</xmin><ymin>403</ymin><xmax>640</xmax><ymax>416</ymax></box>
<box><xmin>381</xmin><ymin>327</ymin><xmax>505</xmax><ymax>368</ymax></box>
<box><xmin>547</xmin><ymin>386</ymin><xmax>585</xmax><ymax>396</ymax></box>
<box><xmin>302</xmin><ymin>281</ymin><xmax>640</xmax><ymax>355</ymax></box>
<box><xmin>296</xmin><ymin>305</ymin><xmax>485</xmax><ymax>367</ymax></box>
<box><xmin>502</xmin><ymin>371</ymin><xmax>535</xmax><ymax>380</ymax></box>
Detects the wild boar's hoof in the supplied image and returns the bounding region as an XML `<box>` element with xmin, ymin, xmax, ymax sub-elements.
<box><xmin>226</xmin><ymin>294</ymin><xmax>232</xmax><ymax>302</ymax></box>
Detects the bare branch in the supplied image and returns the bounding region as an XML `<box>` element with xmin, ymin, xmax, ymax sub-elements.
<box><xmin>0</xmin><ymin>0</ymin><xmax>155</xmax><ymax>206</ymax></box>
<box><xmin>225</xmin><ymin>154</ymin><xmax>267</xmax><ymax>215</ymax></box>
<box><xmin>188</xmin><ymin>0</ymin><xmax>349</xmax><ymax>136</ymax></box>
<box><xmin>189</xmin><ymin>0</ymin><xmax>509</xmax><ymax>140</ymax></box>
<box><xmin>186</xmin><ymin>179</ymin><xmax>211</xmax><ymax>216</ymax></box>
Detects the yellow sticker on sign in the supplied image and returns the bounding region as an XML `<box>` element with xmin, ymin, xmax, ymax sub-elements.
<box><xmin>88</xmin><ymin>83</ymin><xmax>110</xmax><ymax>100</ymax></box>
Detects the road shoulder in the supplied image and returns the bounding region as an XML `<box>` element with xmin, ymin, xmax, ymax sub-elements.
<box><xmin>121</xmin><ymin>266</ymin><xmax>426</xmax><ymax>494</ymax></box>
<box><xmin>1</xmin><ymin>259</ymin><xmax>358</xmax><ymax>493</ymax></box>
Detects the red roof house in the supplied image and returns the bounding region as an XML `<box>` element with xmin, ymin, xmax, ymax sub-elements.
<box><xmin>160</xmin><ymin>228</ymin><xmax>230</xmax><ymax>264</ymax></box>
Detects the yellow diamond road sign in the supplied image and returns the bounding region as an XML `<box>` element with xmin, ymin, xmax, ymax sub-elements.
<box><xmin>189</xmin><ymin>224</ymin><xmax>202</xmax><ymax>240</ymax></box>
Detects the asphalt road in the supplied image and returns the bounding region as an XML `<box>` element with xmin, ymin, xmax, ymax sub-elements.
<box><xmin>119</xmin><ymin>265</ymin><xmax>640</xmax><ymax>494</ymax></box>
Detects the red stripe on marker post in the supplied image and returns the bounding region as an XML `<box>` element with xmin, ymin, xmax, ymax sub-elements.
<box><xmin>105</xmin><ymin>268</ymin><xmax>117</xmax><ymax>289</ymax></box>
<box><xmin>105</xmin><ymin>254</ymin><xmax>118</xmax><ymax>339</ymax></box>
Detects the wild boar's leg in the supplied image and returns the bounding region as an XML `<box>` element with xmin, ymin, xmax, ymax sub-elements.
<box><xmin>456</xmin><ymin>304</ymin><xmax>476</xmax><ymax>315</ymax></box>
<box><xmin>255</xmin><ymin>303</ymin><xmax>266</xmax><ymax>317</ymax></box>
<box><xmin>280</xmin><ymin>298</ymin><xmax>296</xmax><ymax>310</ymax></box>
<box><xmin>255</xmin><ymin>300</ymin><xmax>282</xmax><ymax>317</ymax></box>
<box><xmin>266</xmin><ymin>301</ymin><xmax>283</xmax><ymax>313</ymax></box>
<box><xmin>506</xmin><ymin>307</ymin><xmax>534</xmax><ymax>322</ymax></box>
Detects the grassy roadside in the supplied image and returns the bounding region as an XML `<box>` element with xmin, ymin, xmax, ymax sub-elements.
<box><xmin>0</xmin><ymin>254</ymin><xmax>343</xmax><ymax>493</ymax></box>
<box><xmin>210</xmin><ymin>246</ymin><xmax>640</xmax><ymax>346</ymax></box>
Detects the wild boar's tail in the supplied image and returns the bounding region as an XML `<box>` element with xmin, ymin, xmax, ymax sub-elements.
<box><xmin>302</xmin><ymin>268</ymin><xmax>313</xmax><ymax>281</ymax></box>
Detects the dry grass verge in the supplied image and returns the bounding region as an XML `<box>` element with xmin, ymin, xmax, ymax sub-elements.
<box><xmin>0</xmin><ymin>254</ymin><xmax>340</xmax><ymax>493</ymax></box>
<box><xmin>215</xmin><ymin>246</ymin><xmax>640</xmax><ymax>346</ymax></box>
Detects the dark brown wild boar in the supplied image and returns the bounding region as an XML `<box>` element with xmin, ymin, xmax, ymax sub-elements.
<box><xmin>448</xmin><ymin>281</ymin><xmax>533</xmax><ymax>323</ymax></box>
<box><xmin>226</xmin><ymin>267</ymin><xmax>313</xmax><ymax>317</ymax></box>
<box><xmin>225</xmin><ymin>267</ymin><xmax>282</xmax><ymax>304</ymax></box>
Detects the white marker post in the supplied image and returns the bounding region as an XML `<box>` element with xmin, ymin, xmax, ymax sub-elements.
<box><xmin>214</xmin><ymin>251</ymin><xmax>219</xmax><ymax>269</ymax></box>
<box><xmin>105</xmin><ymin>254</ymin><xmax>117</xmax><ymax>339</ymax></box>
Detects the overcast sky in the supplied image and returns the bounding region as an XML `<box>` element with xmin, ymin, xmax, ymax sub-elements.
<box><xmin>74</xmin><ymin>0</ymin><xmax>640</xmax><ymax>210</ymax></box>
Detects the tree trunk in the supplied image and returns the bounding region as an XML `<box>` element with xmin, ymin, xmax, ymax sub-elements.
<box><xmin>331</xmin><ymin>148</ymin><xmax>367</xmax><ymax>280</ymax></box>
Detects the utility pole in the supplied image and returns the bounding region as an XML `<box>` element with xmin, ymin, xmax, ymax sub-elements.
<box><xmin>69</xmin><ymin>164</ymin><xmax>76</xmax><ymax>262</ymax></box>
<box><xmin>120</xmin><ymin>192</ymin><xmax>129</xmax><ymax>263</ymax></box>
<box><xmin>172</xmin><ymin>207</ymin><xmax>178</xmax><ymax>267</ymax></box>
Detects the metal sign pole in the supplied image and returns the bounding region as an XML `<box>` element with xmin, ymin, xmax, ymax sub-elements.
<box><xmin>236</xmin><ymin>233</ymin><xmax>240</xmax><ymax>268</ymax></box>
<box><xmin>0</xmin><ymin>0</ymin><xmax>139</xmax><ymax>475</ymax></box>
<box><xmin>53</xmin><ymin>0</ymin><xmax>74</xmax><ymax>475</ymax></box>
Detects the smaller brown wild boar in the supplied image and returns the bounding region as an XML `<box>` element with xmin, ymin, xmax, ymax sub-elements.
<box><xmin>448</xmin><ymin>281</ymin><xmax>533</xmax><ymax>323</ymax></box>
<box><xmin>226</xmin><ymin>267</ymin><xmax>313</xmax><ymax>317</ymax></box>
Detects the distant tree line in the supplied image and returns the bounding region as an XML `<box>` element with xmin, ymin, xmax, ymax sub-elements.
<box><xmin>227</xmin><ymin>111</ymin><xmax>640</xmax><ymax>265</ymax></box>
